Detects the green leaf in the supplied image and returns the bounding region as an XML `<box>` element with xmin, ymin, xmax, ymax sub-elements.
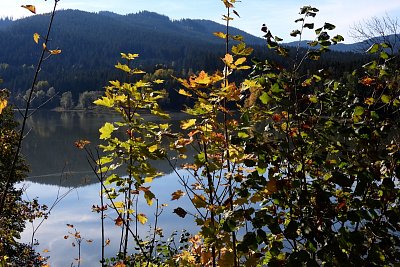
<box><xmin>99</xmin><ymin>122</ymin><xmax>115</xmax><ymax>140</ymax></box>
<box><xmin>380</xmin><ymin>51</ymin><xmax>389</xmax><ymax>60</ymax></box>
<box><xmin>259</xmin><ymin>92</ymin><xmax>272</xmax><ymax>105</ymax></box>
<box><xmin>238</xmin><ymin>132</ymin><xmax>249</xmax><ymax>138</ymax></box>
<box><xmin>366</xmin><ymin>43</ymin><xmax>379</xmax><ymax>54</ymax></box>
<box><xmin>381</xmin><ymin>94</ymin><xmax>391</xmax><ymax>104</ymax></box>
<box><xmin>353</xmin><ymin>106</ymin><xmax>364</xmax><ymax>116</ymax></box>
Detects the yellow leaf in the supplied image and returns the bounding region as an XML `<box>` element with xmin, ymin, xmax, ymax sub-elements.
<box><xmin>234</xmin><ymin>57</ymin><xmax>246</xmax><ymax>66</ymax></box>
<box><xmin>171</xmin><ymin>190</ymin><xmax>185</xmax><ymax>200</ymax></box>
<box><xmin>224</xmin><ymin>53</ymin><xmax>234</xmax><ymax>64</ymax></box>
<box><xmin>99</xmin><ymin>122</ymin><xmax>115</xmax><ymax>140</ymax></box>
<box><xmin>105</xmin><ymin>238</ymin><xmax>110</xmax><ymax>246</ymax></box>
<box><xmin>148</xmin><ymin>144</ymin><xmax>158</xmax><ymax>152</ymax></box>
<box><xmin>49</xmin><ymin>49</ymin><xmax>62</xmax><ymax>55</ymax></box>
<box><xmin>181</xmin><ymin>118</ymin><xmax>196</xmax><ymax>130</ymax></box>
<box><xmin>194</xmin><ymin>71</ymin><xmax>212</xmax><ymax>85</ymax></box>
<box><xmin>113</xmin><ymin>201</ymin><xmax>124</xmax><ymax>209</ymax></box>
<box><xmin>93</xmin><ymin>96</ymin><xmax>114</xmax><ymax>107</ymax></box>
<box><xmin>21</xmin><ymin>5</ymin><xmax>36</xmax><ymax>14</ymax></box>
<box><xmin>144</xmin><ymin>176</ymin><xmax>153</xmax><ymax>183</ymax></box>
<box><xmin>153</xmin><ymin>79</ymin><xmax>164</xmax><ymax>84</ymax></box>
<box><xmin>42</xmin><ymin>43</ymin><xmax>47</xmax><ymax>50</ymax></box>
<box><xmin>42</xmin><ymin>249</ymin><xmax>50</xmax><ymax>253</ymax></box>
<box><xmin>0</xmin><ymin>98</ymin><xmax>8</xmax><ymax>115</ymax></box>
<box><xmin>33</xmin><ymin>33</ymin><xmax>40</xmax><ymax>44</ymax></box>
<box><xmin>213</xmin><ymin>31</ymin><xmax>227</xmax><ymax>39</ymax></box>
<box><xmin>137</xmin><ymin>213</ymin><xmax>148</xmax><ymax>224</ymax></box>
<box><xmin>178</xmin><ymin>88</ymin><xmax>192</xmax><ymax>97</ymax></box>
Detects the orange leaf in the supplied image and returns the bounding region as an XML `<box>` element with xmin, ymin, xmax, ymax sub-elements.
<box><xmin>49</xmin><ymin>49</ymin><xmax>62</xmax><ymax>55</ymax></box>
<box><xmin>360</xmin><ymin>76</ymin><xmax>374</xmax><ymax>86</ymax></box>
<box><xmin>0</xmin><ymin>98</ymin><xmax>8</xmax><ymax>115</ymax></box>
<box><xmin>105</xmin><ymin>238</ymin><xmax>110</xmax><ymax>246</ymax></box>
<box><xmin>115</xmin><ymin>216</ymin><xmax>123</xmax><ymax>226</ymax></box>
<box><xmin>74</xmin><ymin>139</ymin><xmax>90</xmax><ymax>149</ymax></box>
<box><xmin>21</xmin><ymin>5</ymin><xmax>36</xmax><ymax>14</ymax></box>
<box><xmin>114</xmin><ymin>262</ymin><xmax>126</xmax><ymax>267</ymax></box>
<box><xmin>171</xmin><ymin>190</ymin><xmax>185</xmax><ymax>201</ymax></box>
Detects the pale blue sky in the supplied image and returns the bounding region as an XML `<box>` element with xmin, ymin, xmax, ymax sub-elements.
<box><xmin>2</xmin><ymin>0</ymin><xmax>400</xmax><ymax>43</ymax></box>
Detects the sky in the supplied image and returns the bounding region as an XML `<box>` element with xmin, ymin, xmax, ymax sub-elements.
<box><xmin>1</xmin><ymin>0</ymin><xmax>400</xmax><ymax>43</ymax></box>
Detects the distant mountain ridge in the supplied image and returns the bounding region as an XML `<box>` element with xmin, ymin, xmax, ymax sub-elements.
<box><xmin>0</xmin><ymin>9</ymin><xmax>377</xmax><ymax>109</ymax></box>
<box><xmin>285</xmin><ymin>34</ymin><xmax>400</xmax><ymax>53</ymax></box>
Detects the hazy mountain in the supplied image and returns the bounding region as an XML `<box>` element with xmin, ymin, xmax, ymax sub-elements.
<box><xmin>285</xmin><ymin>34</ymin><xmax>400</xmax><ymax>52</ymax></box>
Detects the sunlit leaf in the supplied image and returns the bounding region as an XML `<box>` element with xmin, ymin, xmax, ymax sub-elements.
<box><xmin>21</xmin><ymin>5</ymin><xmax>36</xmax><ymax>14</ymax></box>
<box><xmin>99</xmin><ymin>122</ymin><xmax>115</xmax><ymax>140</ymax></box>
<box><xmin>0</xmin><ymin>98</ymin><xmax>8</xmax><ymax>115</ymax></box>
<box><xmin>113</xmin><ymin>201</ymin><xmax>125</xmax><ymax>209</ymax></box>
<box><xmin>178</xmin><ymin>88</ymin><xmax>192</xmax><ymax>97</ymax></box>
<box><xmin>49</xmin><ymin>49</ymin><xmax>62</xmax><ymax>55</ymax></box>
<box><xmin>115</xmin><ymin>62</ymin><xmax>131</xmax><ymax>73</ymax></box>
<box><xmin>234</xmin><ymin>57</ymin><xmax>246</xmax><ymax>66</ymax></box>
<box><xmin>153</xmin><ymin>79</ymin><xmax>164</xmax><ymax>84</ymax></box>
<box><xmin>213</xmin><ymin>32</ymin><xmax>227</xmax><ymax>39</ymax></box>
<box><xmin>148</xmin><ymin>144</ymin><xmax>158</xmax><ymax>153</ymax></box>
<box><xmin>94</xmin><ymin>96</ymin><xmax>114</xmax><ymax>107</ymax></box>
<box><xmin>181</xmin><ymin>118</ymin><xmax>196</xmax><ymax>130</ymax></box>
<box><xmin>33</xmin><ymin>33</ymin><xmax>40</xmax><ymax>44</ymax></box>
<box><xmin>137</xmin><ymin>213</ymin><xmax>148</xmax><ymax>224</ymax></box>
<box><xmin>366</xmin><ymin>43</ymin><xmax>379</xmax><ymax>54</ymax></box>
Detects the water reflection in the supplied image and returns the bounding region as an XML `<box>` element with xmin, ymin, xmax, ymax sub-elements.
<box><xmin>19</xmin><ymin>111</ymin><xmax>196</xmax><ymax>266</ymax></box>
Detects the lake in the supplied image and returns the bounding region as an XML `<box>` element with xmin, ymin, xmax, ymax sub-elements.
<box><xmin>18</xmin><ymin>110</ymin><xmax>196</xmax><ymax>266</ymax></box>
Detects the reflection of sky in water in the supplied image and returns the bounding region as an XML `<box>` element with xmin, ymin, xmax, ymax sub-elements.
<box><xmin>17</xmin><ymin>111</ymin><xmax>197</xmax><ymax>266</ymax></box>
<box><xmin>20</xmin><ymin>171</ymin><xmax>197</xmax><ymax>266</ymax></box>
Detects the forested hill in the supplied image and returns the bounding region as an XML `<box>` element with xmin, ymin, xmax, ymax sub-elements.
<box><xmin>0</xmin><ymin>9</ymin><xmax>264</xmax><ymax>68</ymax></box>
<box><xmin>0</xmin><ymin>9</ymin><xmax>266</xmax><ymax>107</ymax></box>
<box><xmin>0</xmin><ymin>10</ymin><xmax>369</xmax><ymax>110</ymax></box>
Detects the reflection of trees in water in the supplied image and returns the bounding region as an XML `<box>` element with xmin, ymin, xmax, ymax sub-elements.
<box><xmin>24</xmin><ymin>113</ymin><xmax>58</xmax><ymax>138</ymax></box>
<box><xmin>24</xmin><ymin>111</ymin><xmax>194</xmax><ymax>187</ymax></box>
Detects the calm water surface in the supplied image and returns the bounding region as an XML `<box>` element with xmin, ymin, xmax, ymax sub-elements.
<box><xmin>19</xmin><ymin>111</ymin><xmax>195</xmax><ymax>266</ymax></box>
